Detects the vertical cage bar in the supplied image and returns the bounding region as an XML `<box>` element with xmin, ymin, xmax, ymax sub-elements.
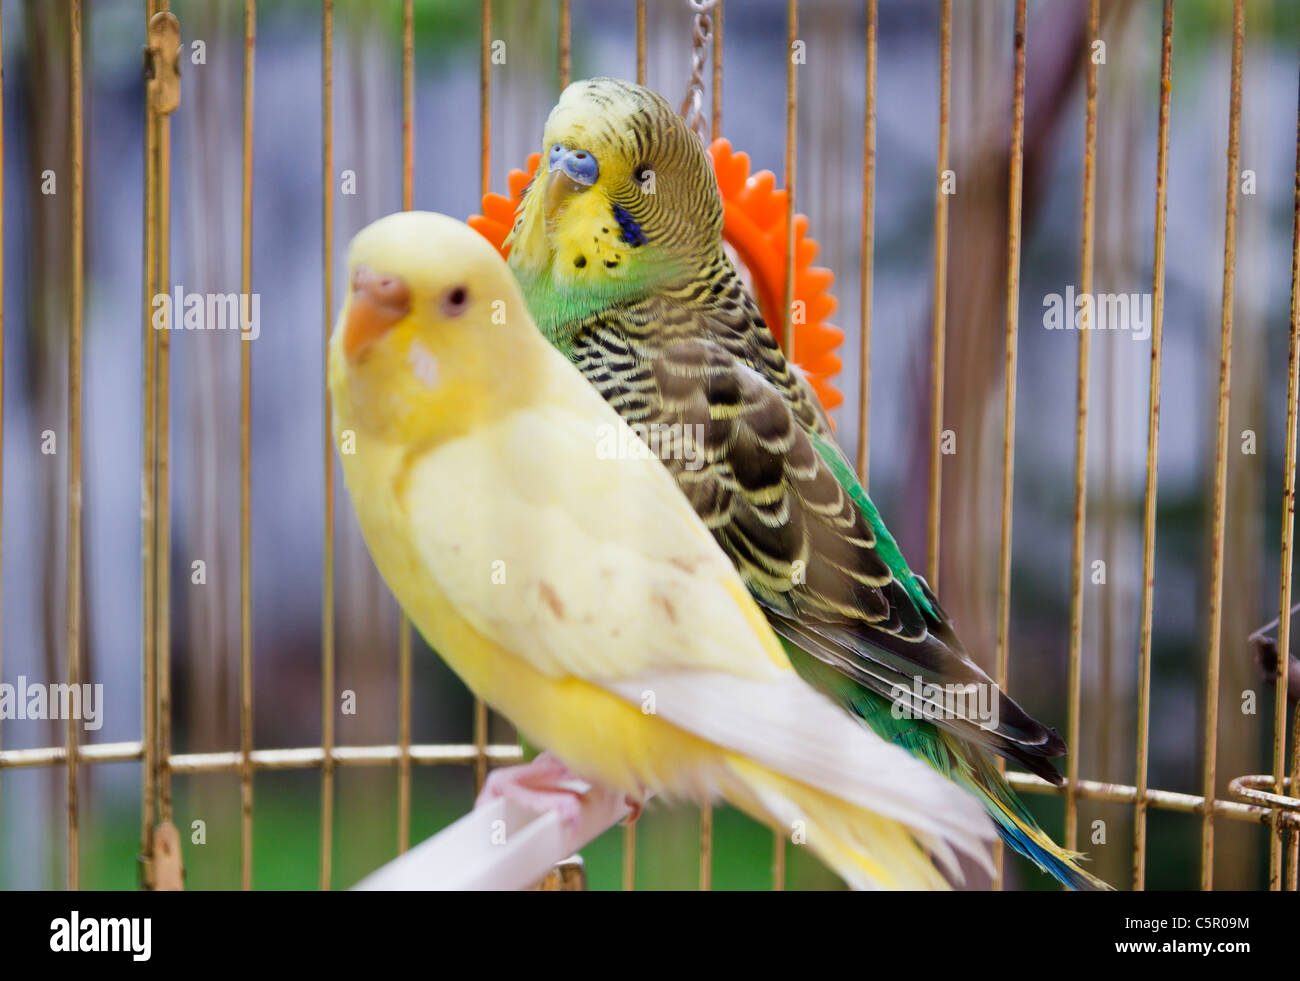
<box><xmin>239</xmin><ymin>0</ymin><xmax>256</xmax><ymax>891</ymax></box>
<box><xmin>621</xmin><ymin>818</ymin><xmax>636</xmax><ymax>891</ymax></box>
<box><xmin>402</xmin><ymin>0</ymin><xmax>413</xmax><ymax>213</ymax></box>
<box><xmin>991</xmin><ymin>0</ymin><xmax>1027</xmax><ymax>890</ymax></box>
<box><xmin>1200</xmin><ymin>0</ymin><xmax>1245</xmax><ymax>891</ymax></box>
<box><xmin>155</xmin><ymin>0</ymin><xmax>175</xmax><ymax>829</ymax></box>
<box><xmin>926</xmin><ymin>0</ymin><xmax>951</xmax><ymax>589</ymax></box>
<box><xmin>66</xmin><ymin>0</ymin><xmax>85</xmax><ymax>892</ymax></box>
<box><xmin>397</xmin><ymin>0</ymin><xmax>414</xmax><ymax>856</ymax></box>
<box><xmin>1134</xmin><ymin>0</ymin><xmax>1175</xmax><ymax>892</ymax></box>
<box><xmin>781</xmin><ymin>0</ymin><xmax>797</xmax><ymax>367</ymax></box>
<box><xmin>636</xmin><ymin>0</ymin><xmax>645</xmax><ymax>87</ymax></box>
<box><xmin>474</xmin><ymin>0</ymin><xmax>491</xmax><ymax>797</ymax></box>
<box><xmin>619</xmin><ymin>0</ymin><xmax>638</xmax><ymax>884</ymax></box>
<box><xmin>1065</xmin><ymin>0</ymin><xmax>1099</xmax><ymax>858</ymax></box>
<box><xmin>772</xmin><ymin>0</ymin><xmax>797</xmax><ymax>892</ymax></box>
<box><xmin>856</xmin><ymin>0</ymin><xmax>876</xmax><ymax>486</ymax></box>
<box><xmin>1273</xmin><ymin>60</ymin><xmax>1300</xmax><ymax>893</ymax></box>
<box><xmin>710</xmin><ymin>0</ymin><xmax>722</xmax><ymax>142</ymax></box>
<box><xmin>559</xmin><ymin>0</ymin><xmax>571</xmax><ymax>91</ymax></box>
<box><xmin>480</xmin><ymin>0</ymin><xmax>492</xmax><ymax>207</ymax></box>
<box><xmin>140</xmin><ymin>0</ymin><xmax>160</xmax><ymax>885</ymax></box>
<box><xmin>320</xmin><ymin>0</ymin><xmax>336</xmax><ymax>890</ymax></box>
<box><xmin>698</xmin><ymin>0</ymin><xmax>725</xmax><ymax>887</ymax></box>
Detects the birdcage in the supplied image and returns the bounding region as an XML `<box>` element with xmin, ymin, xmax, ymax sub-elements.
<box><xmin>0</xmin><ymin>0</ymin><xmax>1297</xmax><ymax>893</ymax></box>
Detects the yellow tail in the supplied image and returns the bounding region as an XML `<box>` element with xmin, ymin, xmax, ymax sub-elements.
<box><xmin>720</xmin><ymin>754</ymin><xmax>976</xmax><ymax>890</ymax></box>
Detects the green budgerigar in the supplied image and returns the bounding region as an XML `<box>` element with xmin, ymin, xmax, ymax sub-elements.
<box><xmin>506</xmin><ymin>77</ymin><xmax>1110</xmax><ymax>890</ymax></box>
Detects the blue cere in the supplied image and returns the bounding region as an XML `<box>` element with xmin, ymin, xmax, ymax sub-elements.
<box><xmin>549</xmin><ymin>144</ymin><xmax>599</xmax><ymax>186</ymax></box>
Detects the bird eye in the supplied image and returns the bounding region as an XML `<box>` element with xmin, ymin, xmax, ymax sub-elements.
<box><xmin>440</xmin><ymin>285</ymin><xmax>470</xmax><ymax>317</ymax></box>
<box><xmin>633</xmin><ymin>163</ymin><xmax>652</xmax><ymax>186</ymax></box>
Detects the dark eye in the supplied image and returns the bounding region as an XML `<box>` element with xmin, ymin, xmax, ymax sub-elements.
<box><xmin>440</xmin><ymin>285</ymin><xmax>470</xmax><ymax>317</ymax></box>
<box><xmin>633</xmin><ymin>163</ymin><xmax>652</xmax><ymax>186</ymax></box>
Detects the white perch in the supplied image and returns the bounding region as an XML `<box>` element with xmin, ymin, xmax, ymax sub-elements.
<box><xmin>353</xmin><ymin>780</ymin><xmax>632</xmax><ymax>891</ymax></box>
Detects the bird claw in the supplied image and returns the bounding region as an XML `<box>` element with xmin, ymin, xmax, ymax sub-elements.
<box><xmin>476</xmin><ymin>752</ymin><xmax>587</xmax><ymax>834</ymax></box>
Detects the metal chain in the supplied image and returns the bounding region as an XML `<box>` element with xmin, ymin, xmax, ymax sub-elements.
<box><xmin>679</xmin><ymin>0</ymin><xmax>716</xmax><ymax>144</ymax></box>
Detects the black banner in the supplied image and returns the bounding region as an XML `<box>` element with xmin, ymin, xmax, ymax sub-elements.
<box><xmin>0</xmin><ymin>888</ymin><xmax>1288</xmax><ymax>969</ymax></box>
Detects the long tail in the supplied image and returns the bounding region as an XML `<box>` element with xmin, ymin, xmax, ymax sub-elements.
<box><xmin>877</xmin><ymin>698</ymin><xmax>1113</xmax><ymax>890</ymax></box>
<box><xmin>606</xmin><ymin>667</ymin><xmax>997</xmax><ymax>890</ymax></box>
<box><xmin>718</xmin><ymin>754</ymin><xmax>987</xmax><ymax>890</ymax></box>
<box><xmin>945</xmin><ymin>734</ymin><xmax>1112</xmax><ymax>891</ymax></box>
<box><xmin>787</xmin><ymin>647</ymin><xmax>1112</xmax><ymax>890</ymax></box>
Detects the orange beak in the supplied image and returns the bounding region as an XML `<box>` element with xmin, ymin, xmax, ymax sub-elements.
<box><xmin>343</xmin><ymin>264</ymin><xmax>411</xmax><ymax>361</ymax></box>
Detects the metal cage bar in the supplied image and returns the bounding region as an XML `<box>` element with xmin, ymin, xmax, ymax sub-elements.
<box><xmin>321</xmin><ymin>0</ymin><xmax>337</xmax><ymax>892</ymax></box>
<box><xmin>781</xmin><ymin>0</ymin><xmax>798</xmax><ymax>371</ymax></box>
<box><xmin>621</xmin><ymin>807</ymin><xmax>635</xmax><ymax>891</ymax></box>
<box><xmin>0</xmin><ymin>742</ymin><xmax>525</xmax><ymax>771</ymax></box>
<box><xmin>1065</xmin><ymin>0</ymin><xmax>1100</xmax><ymax>863</ymax></box>
<box><xmin>139</xmin><ymin>0</ymin><xmax>182</xmax><ymax>893</ymax></box>
<box><xmin>398</xmin><ymin>0</ymin><xmax>415</xmax><ymax>857</ymax></box>
<box><xmin>1277</xmin><ymin>90</ymin><xmax>1300</xmax><ymax>875</ymax></box>
<box><xmin>1009</xmin><ymin>772</ymin><xmax>1299</xmax><ymax>829</ymax></box>
<box><xmin>1133</xmin><ymin>0</ymin><xmax>1175</xmax><ymax>892</ymax></box>
<box><xmin>856</xmin><ymin>0</ymin><xmax>876</xmax><ymax>489</ymax></box>
<box><xmin>7</xmin><ymin>736</ymin><xmax>1293</xmax><ymax>818</ymax></box>
<box><xmin>636</xmin><ymin>0</ymin><xmax>646</xmax><ymax>87</ymax></box>
<box><xmin>67</xmin><ymin>0</ymin><xmax>85</xmax><ymax>892</ymax></box>
<box><xmin>474</xmin><ymin>0</ymin><xmax>491</xmax><ymax>800</ymax></box>
<box><xmin>710</xmin><ymin>0</ymin><xmax>722</xmax><ymax>143</ymax></box>
<box><xmin>1285</xmin><ymin>62</ymin><xmax>1300</xmax><ymax>893</ymax></box>
<box><xmin>772</xmin><ymin>0</ymin><xmax>799</xmax><ymax>893</ymax></box>
<box><xmin>140</xmin><ymin>0</ymin><xmax>161</xmax><ymax>891</ymax></box>
<box><xmin>156</xmin><ymin>0</ymin><xmax>176</xmax><ymax>839</ymax></box>
<box><xmin>1199</xmin><ymin>0</ymin><xmax>1245</xmax><ymax>891</ymax></box>
<box><xmin>990</xmin><ymin>0</ymin><xmax>1028</xmax><ymax>891</ymax></box>
<box><xmin>239</xmin><ymin>0</ymin><xmax>256</xmax><ymax>892</ymax></box>
<box><xmin>559</xmin><ymin>0</ymin><xmax>571</xmax><ymax>91</ymax></box>
<box><xmin>926</xmin><ymin>0</ymin><xmax>950</xmax><ymax>590</ymax></box>
<box><xmin>699</xmin><ymin>0</ymin><xmax>725</xmax><ymax>891</ymax></box>
<box><xmin>140</xmin><ymin>0</ymin><xmax>156</xmax><ymax>888</ymax></box>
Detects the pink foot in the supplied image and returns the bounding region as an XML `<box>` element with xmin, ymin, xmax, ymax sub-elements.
<box><xmin>476</xmin><ymin>752</ymin><xmax>586</xmax><ymax>833</ymax></box>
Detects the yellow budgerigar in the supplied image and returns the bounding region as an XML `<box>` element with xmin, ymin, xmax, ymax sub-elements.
<box><xmin>328</xmin><ymin>210</ymin><xmax>994</xmax><ymax>889</ymax></box>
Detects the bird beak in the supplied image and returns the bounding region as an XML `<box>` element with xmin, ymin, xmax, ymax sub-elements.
<box><xmin>343</xmin><ymin>264</ymin><xmax>411</xmax><ymax>361</ymax></box>
<box><xmin>544</xmin><ymin>169</ymin><xmax>590</xmax><ymax>219</ymax></box>
<box><xmin>544</xmin><ymin>145</ymin><xmax>598</xmax><ymax>219</ymax></box>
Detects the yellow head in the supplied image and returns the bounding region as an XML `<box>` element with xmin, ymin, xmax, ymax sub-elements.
<box><xmin>329</xmin><ymin>211</ymin><xmax>546</xmax><ymax>446</ymax></box>
<box><xmin>507</xmin><ymin>78</ymin><xmax>723</xmax><ymax>336</ymax></box>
